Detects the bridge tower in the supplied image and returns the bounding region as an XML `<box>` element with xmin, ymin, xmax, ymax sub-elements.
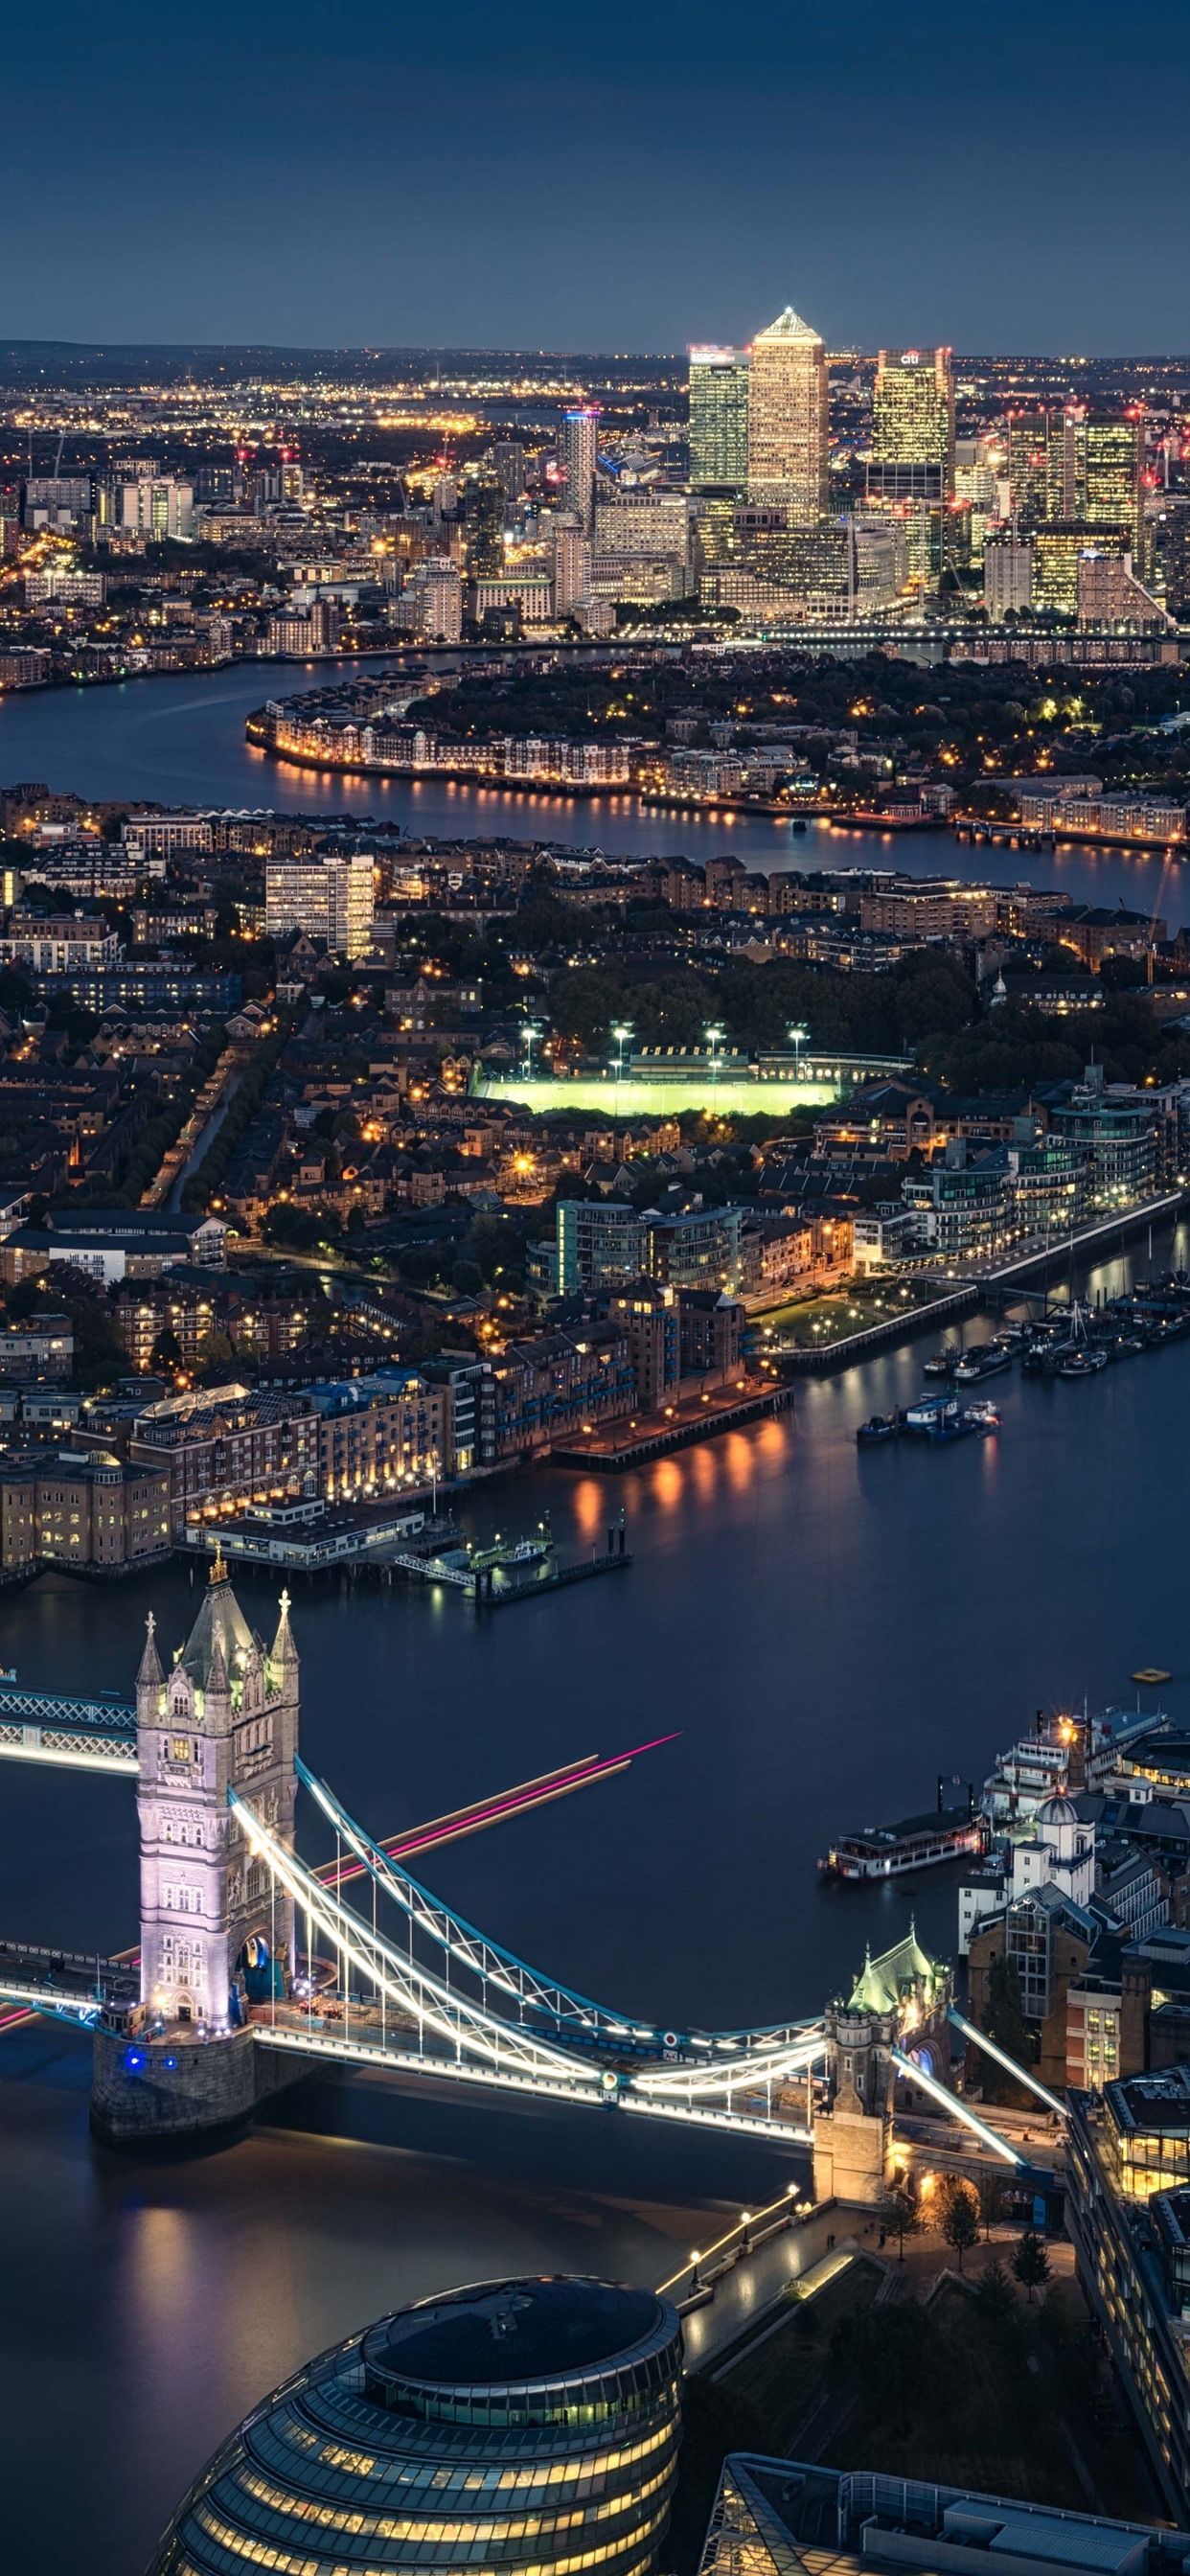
<box><xmin>135</xmin><ymin>1549</ymin><xmax>300</xmax><ymax>2034</ymax></box>
<box><xmin>812</xmin><ymin>1928</ymin><xmax>951</xmax><ymax>2207</ymax></box>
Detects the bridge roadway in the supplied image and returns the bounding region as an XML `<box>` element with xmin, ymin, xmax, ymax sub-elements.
<box><xmin>0</xmin><ymin>1688</ymin><xmax>137</xmax><ymax>1775</ymax></box>
<box><xmin>245</xmin><ymin>2003</ymin><xmax>816</xmax><ymax>2141</ymax></box>
<box><xmin>0</xmin><ymin>1938</ymin><xmax>138</xmax><ymax>2023</ymax></box>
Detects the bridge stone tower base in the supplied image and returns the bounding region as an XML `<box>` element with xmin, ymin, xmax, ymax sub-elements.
<box><xmin>812</xmin><ymin>1928</ymin><xmax>951</xmax><ymax>2210</ymax></box>
<box><xmin>90</xmin><ymin>2025</ymin><xmax>298</xmax><ymax>2150</ymax></box>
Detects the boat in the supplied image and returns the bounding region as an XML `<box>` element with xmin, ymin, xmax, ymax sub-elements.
<box><xmin>903</xmin><ymin>1392</ymin><xmax>961</xmax><ymax>1432</ymax></box>
<box><xmin>903</xmin><ymin>1393</ymin><xmax>997</xmax><ymax>1441</ymax></box>
<box><xmin>819</xmin><ymin>1802</ymin><xmax>988</xmax><ymax>1880</ymax></box>
<box><xmin>1056</xmin><ymin>1348</ymin><xmax>1109</xmax><ymax>1378</ymax></box>
<box><xmin>953</xmin><ymin>1346</ymin><xmax>1012</xmax><ymax>1383</ymax></box>
<box><xmin>857</xmin><ymin>1414</ymin><xmax>899</xmax><ymax>1445</ymax></box>
<box><xmin>469</xmin><ymin>1521</ymin><xmax>554</xmax><ymax>1572</ymax></box>
<box><xmin>922</xmin><ymin>1350</ymin><xmax>958</xmax><ymax>1377</ymax></box>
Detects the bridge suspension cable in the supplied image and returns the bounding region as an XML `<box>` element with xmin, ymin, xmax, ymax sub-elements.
<box><xmin>229</xmin><ymin>1788</ymin><xmax>606</xmax><ymax>2092</ymax></box>
<box><xmin>296</xmin><ymin>1758</ymin><xmax>823</xmax><ymax>2073</ymax></box>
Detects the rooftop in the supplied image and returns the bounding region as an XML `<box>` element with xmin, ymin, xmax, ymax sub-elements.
<box><xmin>364</xmin><ymin>2276</ymin><xmax>666</xmax><ymax>2390</ymax></box>
<box><xmin>700</xmin><ymin>2458</ymin><xmax>1180</xmax><ymax>2576</ymax></box>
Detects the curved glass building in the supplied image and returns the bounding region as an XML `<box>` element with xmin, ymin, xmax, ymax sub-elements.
<box><xmin>148</xmin><ymin>2274</ymin><xmax>683</xmax><ymax>2576</ymax></box>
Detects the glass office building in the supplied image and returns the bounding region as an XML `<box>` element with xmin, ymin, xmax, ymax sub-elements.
<box><xmin>149</xmin><ymin>2274</ymin><xmax>683</xmax><ymax>2576</ymax></box>
<box><xmin>689</xmin><ymin>347</ymin><xmax>750</xmax><ymax>494</ymax></box>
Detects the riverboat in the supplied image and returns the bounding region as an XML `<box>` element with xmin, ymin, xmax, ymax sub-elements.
<box><xmin>902</xmin><ymin>1393</ymin><xmax>998</xmax><ymax>1440</ymax></box>
<box><xmin>1056</xmin><ymin>1347</ymin><xmax>1108</xmax><ymax>1378</ymax></box>
<box><xmin>953</xmin><ymin>1345</ymin><xmax>1012</xmax><ymax>1382</ymax></box>
<box><xmin>856</xmin><ymin>1414</ymin><xmax>899</xmax><ymax>1445</ymax></box>
<box><xmin>819</xmin><ymin>1802</ymin><xmax>987</xmax><ymax>1880</ymax></box>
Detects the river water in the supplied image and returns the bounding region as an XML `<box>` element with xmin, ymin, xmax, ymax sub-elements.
<box><xmin>0</xmin><ymin>658</ymin><xmax>1186</xmax><ymax>924</ymax></box>
<box><xmin>3</xmin><ymin>1216</ymin><xmax>1189</xmax><ymax>2571</ymax></box>
<box><xmin>0</xmin><ymin>668</ymin><xmax>1188</xmax><ymax>2568</ymax></box>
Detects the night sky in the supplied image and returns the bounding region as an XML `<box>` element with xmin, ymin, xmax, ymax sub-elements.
<box><xmin>11</xmin><ymin>0</ymin><xmax>1190</xmax><ymax>354</ymax></box>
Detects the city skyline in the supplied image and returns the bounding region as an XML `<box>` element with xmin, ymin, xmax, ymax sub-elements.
<box><xmin>7</xmin><ymin>0</ymin><xmax>1190</xmax><ymax>354</ymax></box>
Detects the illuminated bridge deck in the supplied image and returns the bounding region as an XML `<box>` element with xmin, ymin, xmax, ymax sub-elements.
<box><xmin>0</xmin><ymin>1689</ymin><xmax>137</xmax><ymax>1774</ymax></box>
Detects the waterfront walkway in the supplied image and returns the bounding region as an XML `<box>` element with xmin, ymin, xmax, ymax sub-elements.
<box><xmin>550</xmin><ymin>1375</ymin><xmax>793</xmax><ymax>1467</ymax></box>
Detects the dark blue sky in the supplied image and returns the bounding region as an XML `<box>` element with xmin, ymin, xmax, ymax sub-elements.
<box><xmin>11</xmin><ymin>0</ymin><xmax>1189</xmax><ymax>354</ymax></box>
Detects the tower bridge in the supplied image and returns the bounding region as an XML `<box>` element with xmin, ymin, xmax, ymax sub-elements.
<box><xmin>0</xmin><ymin>1554</ymin><xmax>1055</xmax><ymax>2174</ymax></box>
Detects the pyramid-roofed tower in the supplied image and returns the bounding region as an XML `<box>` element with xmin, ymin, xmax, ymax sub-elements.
<box><xmin>754</xmin><ymin>304</ymin><xmax>823</xmax><ymax>344</ymax></box>
<box><xmin>745</xmin><ymin>303</ymin><xmax>830</xmax><ymax>522</ymax></box>
<box><xmin>178</xmin><ymin>1546</ymin><xmax>261</xmax><ymax>1693</ymax></box>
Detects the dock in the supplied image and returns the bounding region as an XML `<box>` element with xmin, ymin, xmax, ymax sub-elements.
<box><xmin>393</xmin><ymin>1525</ymin><xmax>631</xmax><ymax>1605</ymax></box>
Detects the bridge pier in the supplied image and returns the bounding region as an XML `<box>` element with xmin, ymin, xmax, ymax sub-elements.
<box><xmin>90</xmin><ymin>2025</ymin><xmax>298</xmax><ymax>2150</ymax></box>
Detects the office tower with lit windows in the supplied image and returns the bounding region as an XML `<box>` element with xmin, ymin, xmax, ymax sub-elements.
<box><xmin>552</xmin><ymin>510</ymin><xmax>590</xmax><ymax>618</ymax></box>
<box><xmin>1074</xmin><ymin>412</ymin><xmax>1146</xmax><ymax>562</ymax></box>
<box><xmin>870</xmin><ymin>347</ymin><xmax>954</xmax><ymax>491</ymax></box>
<box><xmin>688</xmin><ymin>346</ymin><xmax>750</xmax><ymax>494</ymax></box>
<box><xmin>561</xmin><ymin>406</ymin><xmax>601</xmax><ymax>530</ymax></box>
<box><xmin>746</xmin><ymin>307</ymin><xmax>829</xmax><ymax>524</ymax></box>
<box><xmin>865</xmin><ymin>347</ymin><xmax>954</xmax><ymax>593</ymax></box>
<box><xmin>1031</xmin><ymin>521</ymin><xmax>1131</xmax><ymax>616</ymax></box>
<box><xmin>1006</xmin><ymin>409</ymin><xmax>1065</xmax><ymax>524</ymax></box>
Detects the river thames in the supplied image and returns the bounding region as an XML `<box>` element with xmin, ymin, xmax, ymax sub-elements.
<box><xmin>1</xmin><ymin>657</ymin><xmax>1188</xmax><ymax>923</ymax></box>
<box><xmin>1</xmin><ymin>668</ymin><xmax>1189</xmax><ymax>2567</ymax></box>
<box><xmin>2</xmin><ymin>1218</ymin><xmax>1189</xmax><ymax>2572</ymax></box>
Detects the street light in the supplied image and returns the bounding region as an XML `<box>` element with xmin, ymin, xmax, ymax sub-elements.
<box><xmin>611</xmin><ymin>1021</ymin><xmax>634</xmax><ymax>1084</ymax></box>
<box><xmin>704</xmin><ymin>1023</ymin><xmax>725</xmax><ymax>1097</ymax></box>
<box><xmin>520</xmin><ymin>1018</ymin><xmax>543</xmax><ymax>1081</ymax></box>
<box><xmin>788</xmin><ymin>1022</ymin><xmax>809</xmax><ymax>1082</ymax></box>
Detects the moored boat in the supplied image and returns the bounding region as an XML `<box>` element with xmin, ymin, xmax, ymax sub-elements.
<box><xmin>819</xmin><ymin>1802</ymin><xmax>987</xmax><ymax>1880</ymax></box>
<box><xmin>857</xmin><ymin>1414</ymin><xmax>899</xmax><ymax>1445</ymax></box>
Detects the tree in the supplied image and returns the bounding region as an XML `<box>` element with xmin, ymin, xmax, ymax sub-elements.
<box><xmin>878</xmin><ymin>2179</ymin><xmax>923</xmax><ymax>2262</ymax></box>
<box><xmin>150</xmin><ymin>1326</ymin><xmax>183</xmax><ymax>1375</ymax></box>
<box><xmin>938</xmin><ymin>2177</ymin><xmax>980</xmax><ymax>2271</ymax></box>
<box><xmin>976</xmin><ymin>2173</ymin><xmax>1005</xmax><ymax>2240</ymax></box>
<box><xmin>1014</xmin><ymin>2230</ymin><xmax>1051</xmax><ymax>2303</ymax></box>
<box><xmin>974</xmin><ymin>2258</ymin><xmax>1018</xmax><ymax>2326</ymax></box>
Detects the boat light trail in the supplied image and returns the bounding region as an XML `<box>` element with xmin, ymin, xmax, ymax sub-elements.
<box><xmin>0</xmin><ymin>1740</ymin><xmax>680</xmax><ymax>2034</ymax></box>
<box><xmin>318</xmin><ymin>1734</ymin><xmax>680</xmax><ymax>1889</ymax></box>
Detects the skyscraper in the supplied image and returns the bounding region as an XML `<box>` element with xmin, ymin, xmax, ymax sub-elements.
<box><xmin>870</xmin><ymin>347</ymin><xmax>954</xmax><ymax>490</ymax></box>
<box><xmin>561</xmin><ymin>405</ymin><xmax>601</xmax><ymax>530</ymax></box>
<box><xmin>1074</xmin><ymin>412</ymin><xmax>1146</xmax><ymax>561</ymax></box>
<box><xmin>688</xmin><ymin>345</ymin><xmax>750</xmax><ymax>494</ymax></box>
<box><xmin>745</xmin><ymin>307</ymin><xmax>829</xmax><ymax>523</ymax></box>
<box><xmin>863</xmin><ymin>348</ymin><xmax>955</xmax><ymax>594</ymax></box>
<box><xmin>1006</xmin><ymin>409</ymin><xmax>1064</xmax><ymax>524</ymax></box>
<box><xmin>552</xmin><ymin>510</ymin><xmax>590</xmax><ymax>617</ymax></box>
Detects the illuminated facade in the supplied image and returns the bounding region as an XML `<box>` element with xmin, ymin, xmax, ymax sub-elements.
<box><xmin>1067</xmin><ymin>2071</ymin><xmax>1190</xmax><ymax>2516</ymax></box>
<box><xmin>264</xmin><ymin>851</ymin><xmax>376</xmax><ymax>958</ymax></box>
<box><xmin>1031</xmin><ymin>520</ymin><xmax>1131</xmax><ymax>615</ymax></box>
<box><xmin>149</xmin><ymin>2275</ymin><xmax>683</xmax><ymax>2576</ymax></box>
<box><xmin>870</xmin><ymin>346</ymin><xmax>954</xmax><ymax>484</ymax></box>
<box><xmin>135</xmin><ymin>1560</ymin><xmax>299</xmax><ymax>2033</ymax></box>
<box><xmin>746</xmin><ymin>307</ymin><xmax>828</xmax><ymax>523</ymax></box>
<box><xmin>688</xmin><ymin>346</ymin><xmax>750</xmax><ymax>494</ymax></box>
<box><xmin>561</xmin><ymin>407</ymin><xmax>601</xmax><ymax>530</ymax></box>
<box><xmin>1073</xmin><ymin>412</ymin><xmax>1145</xmax><ymax>560</ymax></box>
